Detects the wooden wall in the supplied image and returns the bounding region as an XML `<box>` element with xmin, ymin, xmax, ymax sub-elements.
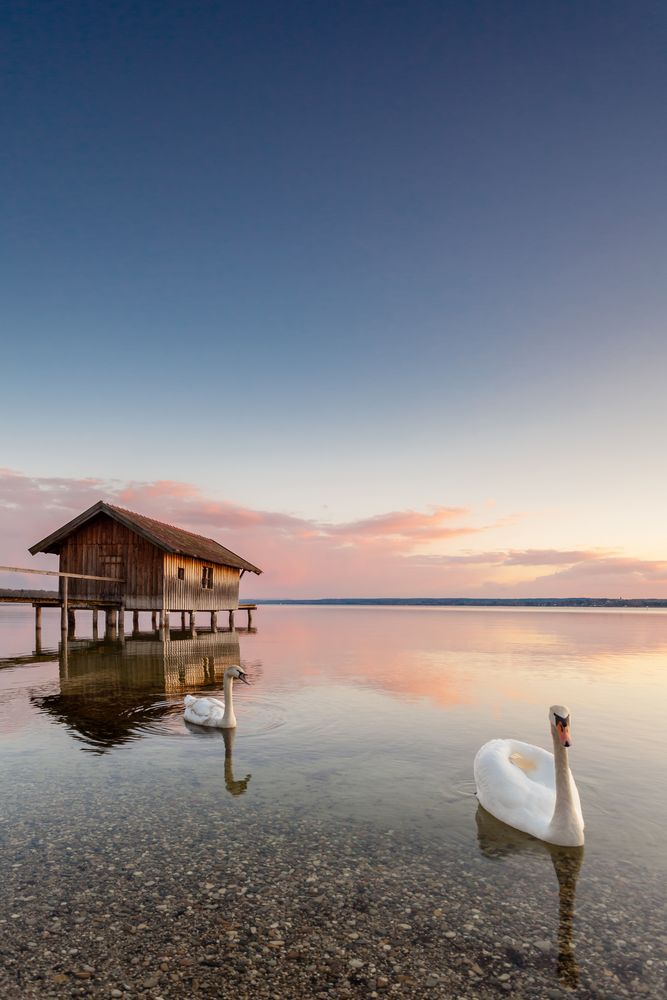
<box><xmin>163</xmin><ymin>554</ymin><xmax>240</xmax><ymax>611</ymax></box>
<box><xmin>59</xmin><ymin>514</ymin><xmax>163</xmax><ymax>609</ymax></box>
<box><xmin>58</xmin><ymin>513</ymin><xmax>242</xmax><ymax>610</ymax></box>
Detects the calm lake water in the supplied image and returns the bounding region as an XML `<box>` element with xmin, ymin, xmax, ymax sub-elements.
<box><xmin>1</xmin><ymin>605</ymin><xmax>665</xmax><ymax>998</ymax></box>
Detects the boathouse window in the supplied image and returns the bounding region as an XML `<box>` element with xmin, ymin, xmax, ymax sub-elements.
<box><xmin>201</xmin><ymin>566</ymin><xmax>213</xmax><ymax>589</ymax></box>
<box><xmin>177</xmin><ymin>567</ymin><xmax>185</xmax><ymax>580</ymax></box>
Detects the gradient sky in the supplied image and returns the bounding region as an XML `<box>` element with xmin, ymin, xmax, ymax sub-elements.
<box><xmin>2</xmin><ymin>2</ymin><xmax>666</xmax><ymax>597</ymax></box>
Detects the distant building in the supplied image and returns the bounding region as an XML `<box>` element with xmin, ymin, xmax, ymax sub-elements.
<box><xmin>29</xmin><ymin>501</ymin><xmax>261</xmax><ymax>615</ymax></box>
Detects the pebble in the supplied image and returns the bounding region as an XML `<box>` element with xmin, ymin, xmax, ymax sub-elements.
<box><xmin>1</xmin><ymin>717</ymin><xmax>665</xmax><ymax>1000</ymax></box>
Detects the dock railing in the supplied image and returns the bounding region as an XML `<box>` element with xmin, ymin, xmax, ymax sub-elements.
<box><xmin>0</xmin><ymin>565</ymin><xmax>124</xmax><ymax>632</ymax></box>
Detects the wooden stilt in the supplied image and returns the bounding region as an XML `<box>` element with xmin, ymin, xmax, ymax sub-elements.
<box><xmin>181</xmin><ymin>611</ymin><xmax>186</xmax><ymax>630</ymax></box>
<box><xmin>211</xmin><ymin>610</ymin><xmax>217</xmax><ymax>632</ymax></box>
<box><xmin>92</xmin><ymin>609</ymin><xmax>99</xmax><ymax>638</ymax></box>
<box><xmin>117</xmin><ymin>608</ymin><xmax>124</xmax><ymax>635</ymax></box>
<box><xmin>132</xmin><ymin>610</ymin><xmax>139</xmax><ymax>632</ymax></box>
<box><xmin>247</xmin><ymin>607</ymin><xmax>253</xmax><ymax>627</ymax></box>
<box><xmin>67</xmin><ymin>607</ymin><xmax>76</xmax><ymax>636</ymax></box>
<box><xmin>61</xmin><ymin>575</ymin><xmax>68</xmax><ymax>633</ymax></box>
<box><xmin>151</xmin><ymin>610</ymin><xmax>158</xmax><ymax>629</ymax></box>
<box><xmin>35</xmin><ymin>606</ymin><xmax>42</xmax><ymax>652</ymax></box>
<box><xmin>106</xmin><ymin>608</ymin><xmax>117</xmax><ymax>633</ymax></box>
<box><xmin>228</xmin><ymin>609</ymin><xmax>234</xmax><ymax>628</ymax></box>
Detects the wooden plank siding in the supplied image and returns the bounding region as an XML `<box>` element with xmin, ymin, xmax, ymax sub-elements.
<box><xmin>33</xmin><ymin>507</ymin><xmax>255</xmax><ymax>613</ymax></box>
<box><xmin>163</xmin><ymin>554</ymin><xmax>240</xmax><ymax>612</ymax></box>
<box><xmin>59</xmin><ymin>514</ymin><xmax>163</xmax><ymax>610</ymax></box>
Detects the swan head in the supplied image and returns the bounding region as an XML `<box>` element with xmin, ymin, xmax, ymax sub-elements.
<box><xmin>225</xmin><ymin>665</ymin><xmax>249</xmax><ymax>685</ymax></box>
<box><xmin>549</xmin><ymin>704</ymin><xmax>572</xmax><ymax>747</ymax></box>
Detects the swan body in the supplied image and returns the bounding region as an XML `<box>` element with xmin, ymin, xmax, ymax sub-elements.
<box><xmin>183</xmin><ymin>666</ymin><xmax>248</xmax><ymax>729</ymax></box>
<box><xmin>474</xmin><ymin>705</ymin><xmax>584</xmax><ymax>847</ymax></box>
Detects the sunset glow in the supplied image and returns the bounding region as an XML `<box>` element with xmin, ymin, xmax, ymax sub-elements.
<box><xmin>2</xmin><ymin>469</ymin><xmax>666</xmax><ymax>599</ymax></box>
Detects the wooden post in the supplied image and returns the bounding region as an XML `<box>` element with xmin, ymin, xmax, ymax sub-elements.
<box><xmin>132</xmin><ymin>610</ymin><xmax>139</xmax><ymax>632</ymax></box>
<box><xmin>228</xmin><ymin>609</ymin><xmax>234</xmax><ymax>628</ymax></box>
<box><xmin>92</xmin><ymin>609</ymin><xmax>99</xmax><ymax>638</ymax></box>
<box><xmin>189</xmin><ymin>610</ymin><xmax>195</xmax><ymax>629</ymax></box>
<box><xmin>181</xmin><ymin>611</ymin><xmax>186</xmax><ymax>630</ymax></box>
<box><xmin>61</xmin><ymin>575</ymin><xmax>68</xmax><ymax>633</ymax></box>
<box><xmin>67</xmin><ymin>607</ymin><xmax>76</xmax><ymax>636</ymax></box>
<box><xmin>211</xmin><ymin>610</ymin><xmax>217</xmax><ymax>632</ymax></box>
<box><xmin>117</xmin><ymin>607</ymin><xmax>124</xmax><ymax>635</ymax></box>
<box><xmin>106</xmin><ymin>608</ymin><xmax>117</xmax><ymax>634</ymax></box>
<box><xmin>151</xmin><ymin>610</ymin><xmax>158</xmax><ymax>629</ymax></box>
<box><xmin>35</xmin><ymin>606</ymin><xmax>42</xmax><ymax>652</ymax></box>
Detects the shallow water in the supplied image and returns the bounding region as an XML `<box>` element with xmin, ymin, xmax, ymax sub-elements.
<box><xmin>1</xmin><ymin>605</ymin><xmax>665</xmax><ymax>997</ymax></box>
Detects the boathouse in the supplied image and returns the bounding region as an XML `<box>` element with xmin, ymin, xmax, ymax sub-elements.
<box><xmin>28</xmin><ymin>501</ymin><xmax>261</xmax><ymax>628</ymax></box>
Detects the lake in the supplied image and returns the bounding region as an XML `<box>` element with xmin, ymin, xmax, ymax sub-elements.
<box><xmin>1</xmin><ymin>605</ymin><xmax>665</xmax><ymax>998</ymax></box>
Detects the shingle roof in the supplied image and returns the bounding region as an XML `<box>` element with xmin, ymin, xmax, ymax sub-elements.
<box><xmin>28</xmin><ymin>501</ymin><xmax>262</xmax><ymax>574</ymax></box>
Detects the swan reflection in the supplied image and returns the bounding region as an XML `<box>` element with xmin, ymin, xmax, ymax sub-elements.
<box><xmin>475</xmin><ymin>804</ymin><xmax>583</xmax><ymax>989</ymax></box>
<box><xmin>183</xmin><ymin>722</ymin><xmax>252</xmax><ymax>796</ymax></box>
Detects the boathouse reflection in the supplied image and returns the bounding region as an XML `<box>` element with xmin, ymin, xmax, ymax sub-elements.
<box><xmin>475</xmin><ymin>805</ymin><xmax>583</xmax><ymax>989</ymax></box>
<box><xmin>32</xmin><ymin>629</ymin><xmax>245</xmax><ymax>753</ymax></box>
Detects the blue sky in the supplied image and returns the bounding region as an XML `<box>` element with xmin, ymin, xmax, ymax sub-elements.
<box><xmin>2</xmin><ymin>2</ymin><xmax>666</xmax><ymax>594</ymax></box>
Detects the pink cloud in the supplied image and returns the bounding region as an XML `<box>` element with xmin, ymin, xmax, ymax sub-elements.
<box><xmin>328</xmin><ymin>506</ymin><xmax>469</xmax><ymax>538</ymax></box>
<box><xmin>1</xmin><ymin>469</ymin><xmax>666</xmax><ymax>599</ymax></box>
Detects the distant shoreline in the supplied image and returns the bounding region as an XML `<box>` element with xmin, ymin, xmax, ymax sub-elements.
<box><xmin>247</xmin><ymin>597</ymin><xmax>667</xmax><ymax>608</ymax></box>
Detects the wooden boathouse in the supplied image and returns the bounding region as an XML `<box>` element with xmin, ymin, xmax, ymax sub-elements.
<box><xmin>25</xmin><ymin>501</ymin><xmax>262</xmax><ymax>634</ymax></box>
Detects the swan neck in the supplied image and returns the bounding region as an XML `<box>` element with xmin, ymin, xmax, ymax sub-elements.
<box><xmin>548</xmin><ymin>726</ymin><xmax>582</xmax><ymax>845</ymax></box>
<box><xmin>552</xmin><ymin>727</ymin><xmax>574</xmax><ymax>805</ymax></box>
<box><xmin>222</xmin><ymin>673</ymin><xmax>236</xmax><ymax>727</ymax></box>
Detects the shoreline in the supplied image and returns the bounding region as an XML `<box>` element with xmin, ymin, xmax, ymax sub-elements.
<box><xmin>247</xmin><ymin>597</ymin><xmax>667</xmax><ymax>609</ymax></box>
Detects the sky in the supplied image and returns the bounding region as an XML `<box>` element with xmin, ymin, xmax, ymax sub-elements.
<box><xmin>1</xmin><ymin>1</ymin><xmax>666</xmax><ymax>598</ymax></box>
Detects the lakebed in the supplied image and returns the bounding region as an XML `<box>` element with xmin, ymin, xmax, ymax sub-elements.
<box><xmin>1</xmin><ymin>605</ymin><xmax>665</xmax><ymax>998</ymax></box>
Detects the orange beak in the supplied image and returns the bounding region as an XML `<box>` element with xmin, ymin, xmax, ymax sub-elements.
<box><xmin>556</xmin><ymin>720</ymin><xmax>571</xmax><ymax>747</ymax></box>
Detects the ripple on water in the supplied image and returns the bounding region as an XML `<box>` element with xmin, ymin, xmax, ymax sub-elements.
<box><xmin>157</xmin><ymin>693</ymin><xmax>288</xmax><ymax>740</ymax></box>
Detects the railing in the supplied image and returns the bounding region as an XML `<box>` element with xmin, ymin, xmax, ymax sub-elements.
<box><xmin>0</xmin><ymin>565</ymin><xmax>124</xmax><ymax>631</ymax></box>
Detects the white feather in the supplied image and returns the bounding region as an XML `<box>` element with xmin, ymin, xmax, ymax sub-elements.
<box><xmin>474</xmin><ymin>727</ymin><xmax>584</xmax><ymax>847</ymax></box>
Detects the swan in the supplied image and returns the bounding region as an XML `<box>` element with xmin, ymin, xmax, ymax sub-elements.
<box><xmin>183</xmin><ymin>666</ymin><xmax>249</xmax><ymax>729</ymax></box>
<box><xmin>474</xmin><ymin>705</ymin><xmax>584</xmax><ymax>847</ymax></box>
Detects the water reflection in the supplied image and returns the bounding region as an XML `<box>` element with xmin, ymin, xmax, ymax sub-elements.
<box><xmin>182</xmin><ymin>723</ymin><xmax>252</xmax><ymax>796</ymax></box>
<box><xmin>475</xmin><ymin>804</ymin><xmax>583</xmax><ymax>989</ymax></box>
<box><xmin>32</xmin><ymin>630</ymin><xmax>242</xmax><ymax>753</ymax></box>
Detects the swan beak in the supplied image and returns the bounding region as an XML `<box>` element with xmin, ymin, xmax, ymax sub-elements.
<box><xmin>556</xmin><ymin>720</ymin><xmax>571</xmax><ymax>747</ymax></box>
<box><xmin>238</xmin><ymin>671</ymin><xmax>250</xmax><ymax>685</ymax></box>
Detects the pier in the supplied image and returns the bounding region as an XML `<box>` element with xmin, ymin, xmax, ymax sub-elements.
<box><xmin>0</xmin><ymin>567</ymin><xmax>257</xmax><ymax>641</ymax></box>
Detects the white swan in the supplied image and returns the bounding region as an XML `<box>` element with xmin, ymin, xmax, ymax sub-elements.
<box><xmin>474</xmin><ymin>705</ymin><xmax>584</xmax><ymax>847</ymax></box>
<box><xmin>183</xmin><ymin>666</ymin><xmax>248</xmax><ymax>729</ymax></box>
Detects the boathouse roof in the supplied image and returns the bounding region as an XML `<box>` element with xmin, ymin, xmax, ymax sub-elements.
<box><xmin>28</xmin><ymin>501</ymin><xmax>262</xmax><ymax>575</ymax></box>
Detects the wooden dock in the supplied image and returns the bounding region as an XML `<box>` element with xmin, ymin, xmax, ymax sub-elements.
<box><xmin>0</xmin><ymin>580</ymin><xmax>257</xmax><ymax>638</ymax></box>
